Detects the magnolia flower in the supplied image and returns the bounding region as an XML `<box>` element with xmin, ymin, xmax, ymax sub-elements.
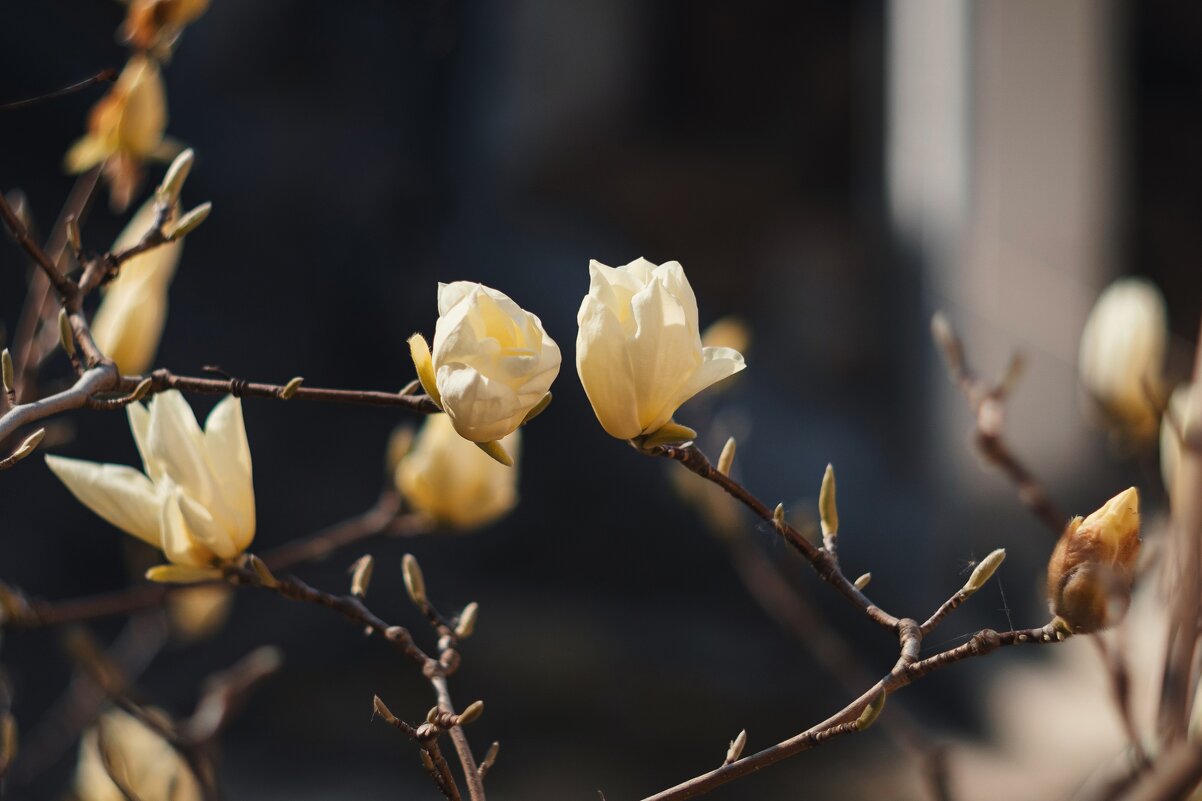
<box><xmin>409</xmin><ymin>282</ymin><xmax>560</xmax><ymax>449</ymax></box>
<box><xmin>46</xmin><ymin>391</ymin><xmax>254</xmax><ymax>569</ymax></box>
<box><xmin>395</xmin><ymin>413</ymin><xmax>519</xmax><ymax>529</ymax></box>
<box><xmin>65</xmin><ymin>56</ymin><xmax>169</xmax><ymax>211</ymax></box>
<box><xmin>76</xmin><ymin>709</ymin><xmax>201</xmax><ymax>801</ymax></box>
<box><xmin>576</xmin><ymin>258</ymin><xmax>745</xmax><ymax>440</ymax></box>
<box><xmin>1078</xmin><ymin>277</ymin><xmax>1168</xmax><ymax>439</ymax></box>
<box><xmin>123</xmin><ymin>0</ymin><xmax>209</xmax><ymax>57</ymax></box>
<box><xmin>1047</xmin><ymin>487</ymin><xmax>1140</xmax><ymax>633</ymax></box>
<box><xmin>91</xmin><ymin>197</ymin><xmax>184</xmax><ymax>374</ymax></box>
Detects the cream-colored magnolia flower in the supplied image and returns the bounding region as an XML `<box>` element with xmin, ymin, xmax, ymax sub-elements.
<box><xmin>65</xmin><ymin>56</ymin><xmax>168</xmax><ymax>210</ymax></box>
<box><xmin>396</xmin><ymin>413</ymin><xmax>519</xmax><ymax>529</ymax></box>
<box><xmin>76</xmin><ymin>709</ymin><xmax>201</xmax><ymax>801</ymax></box>
<box><xmin>409</xmin><ymin>282</ymin><xmax>560</xmax><ymax>445</ymax></box>
<box><xmin>91</xmin><ymin>197</ymin><xmax>183</xmax><ymax>374</ymax></box>
<box><xmin>576</xmin><ymin>258</ymin><xmax>746</xmax><ymax>440</ymax></box>
<box><xmin>1078</xmin><ymin>277</ymin><xmax>1168</xmax><ymax>439</ymax></box>
<box><xmin>123</xmin><ymin>0</ymin><xmax>209</xmax><ymax>56</ymax></box>
<box><xmin>46</xmin><ymin>390</ymin><xmax>254</xmax><ymax>568</ymax></box>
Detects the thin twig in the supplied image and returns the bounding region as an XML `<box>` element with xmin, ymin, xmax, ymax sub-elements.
<box><xmin>0</xmin><ymin>69</ymin><xmax>117</xmax><ymax>112</ymax></box>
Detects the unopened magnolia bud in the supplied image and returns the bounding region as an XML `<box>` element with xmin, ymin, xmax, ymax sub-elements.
<box><xmin>854</xmin><ymin>573</ymin><xmax>872</xmax><ymax>590</ymax></box>
<box><xmin>480</xmin><ymin>741</ymin><xmax>500</xmax><ymax>773</ymax></box>
<box><xmin>855</xmin><ymin>689</ymin><xmax>886</xmax><ymax>731</ymax></box>
<box><xmin>455</xmin><ymin>602</ymin><xmax>479</xmax><ymax>639</ymax></box>
<box><xmin>128</xmin><ymin>377</ymin><xmax>153</xmax><ymax>402</ymax></box>
<box><xmin>724</xmin><ymin>729</ymin><xmax>747</xmax><ymax>765</ymax></box>
<box><xmin>962</xmin><ymin>549</ymin><xmax>1006</xmax><ymax>596</ymax></box>
<box><xmin>279</xmin><ymin>376</ymin><xmax>304</xmax><ymax>400</ymax></box>
<box><xmin>521</xmin><ymin>391</ymin><xmax>553</xmax><ymax>426</ymax></box>
<box><xmin>2</xmin><ymin>349</ymin><xmax>13</xmax><ymax>396</ymax></box>
<box><xmin>349</xmin><ymin>555</ymin><xmax>374</xmax><ymax>598</ymax></box>
<box><xmin>168</xmin><ymin>202</ymin><xmax>211</xmax><ymax>239</ymax></box>
<box><xmin>716</xmin><ymin>437</ymin><xmax>737</xmax><ymax>476</ymax></box>
<box><xmin>1079</xmin><ymin>278</ymin><xmax>1167</xmax><ymax>439</ymax></box>
<box><xmin>640</xmin><ymin>422</ymin><xmax>698</xmax><ymax>450</ymax></box>
<box><xmin>10</xmin><ymin>428</ymin><xmax>46</xmax><ymax>463</ymax></box>
<box><xmin>772</xmin><ymin>503</ymin><xmax>785</xmax><ymax>527</ymax></box>
<box><xmin>157</xmin><ymin>148</ymin><xmax>194</xmax><ymax>208</ymax></box>
<box><xmin>1047</xmin><ymin>487</ymin><xmax>1140</xmax><ymax>633</ymax></box>
<box><xmin>819</xmin><ymin>463</ymin><xmax>838</xmax><ymax>539</ymax></box>
<box><xmin>58</xmin><ymin>309</ymin><xmax>75</xmax><ymax>359</ymax></box>
<box><xmin>458</xmin><ymin>700</ymin><xmax>484</xmax><ymax>725</ymax></box>
<box><xmin>402</xmin><ymin>554</ymin><xmax>427</xmax><ymax>606</ymax></box>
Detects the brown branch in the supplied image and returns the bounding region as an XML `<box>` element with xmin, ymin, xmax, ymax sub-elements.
<box><xmin>930</xmin><ymin>312</ymin><xmax>1064</xmax><ymax>536</ymax></box>
<box><xmin>640</xmin><ymin>622</ymin><xmax>1063</xmax><ymax>801</ymax></box>
<box><xmin>373</xmin><ymin>696</ymin><xmax>462</xmax><ymax>801</ymax></box>
<box><xmin>656</xmin><ymin>443</ymin><xmax>899</xmax><ymax>630</ymax></box>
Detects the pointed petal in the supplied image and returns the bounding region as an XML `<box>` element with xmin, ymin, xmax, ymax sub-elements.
<box><xmin>45</xmin><ymin>455</ymin><xmax>161</xmax><ymax>546</ymax></box>
<box><xmin>650</xmin><ymin>346</ymin><xmax>746</xmax><ymax>434</ymax></box>
<box><xmin>158</xmin><ymin>487</ymin><xmax>212</xmax><ymax>567</ymax></box>
<box><xmin>628</xmin><ymin>279</ymin><xmax>700</xmax><ymax>433</ymax></box>
<box><xmin>144</xmin><ymin>390</ymin><xmax>212</xmax><ymax>500</ymax></box>
<box><xmin>203</xmin><ymin>395</ymin><xmax>255</xmax><ymax>549</ymax></box>
<box><xmin>575</xmin><ymin>296</ymin><xmax>642</xmax><ymax>439</ymax></box>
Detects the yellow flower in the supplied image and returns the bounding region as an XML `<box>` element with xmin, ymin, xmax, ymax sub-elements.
<box><xmin>46</xmin><ymin>391</ymin><xmax>255</xmax><ymax>568</ymax></box>
<box><xmin>576</xmin><ymin>258</ymin><xmax>745</xmax><ymax>440</ymax></box>
<box><xmin>123</xmin><ymin>0</ymin><xmax>210</xmax><ymax>57</ymax></box>
<box><xmin>409</xmin><ymin>282</ymin><xmax>560</xmax><ymax>444</ymax></box>
<box><xmin>1078</xmin><ymin>277</ymin><xmax>1167</xmax><ymax>439</ymax></box>
<box><xmin>65</xmin><ymin>56</ymin><xmax>168</xmax><ymax>211</ymax></box>
<box><xmin>166</xmin><ymin>584</ymin><xmax>234</xmax><ymax>641</ymax></box>
<box><xmin>395</xmin><ymin>413</ymin><xmax>519</xmax><ymax>529</ymax></box>
<box><xmin>75</xmin><ymin>709</ymin><xmax>201</xmax><ymax>801</ymax></box>
<box><xmin>1046</xmin><ymin>487</ymin><xmax>1141</xmax><ymax>633</ymax></box>
<box><xmin>91</xmin><ymin>197</ymin><xmax>183</xmax><ymax>374</ymax></box>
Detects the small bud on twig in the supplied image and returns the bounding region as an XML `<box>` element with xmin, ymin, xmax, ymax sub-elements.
<box><xmin>479</xmin><ymin>741</ymin><xmax>500</xmax><ymax>778</ymax></box>
<box><xmin>961</xmin><ymin>548</ymin><xmax>1006</xmax><ymax>597</ymax></box>
<box><xmin>855</xmin><ymin>689</ymin><xmax>886</xmax><ymax>731</ymax></box>
<box><xmin>723</xmin><ymin>729</ymin><xmax>747</xmax><ymax>765</ymax></box>
<box><xmin>157</xmin><ymin>148</ymin><xmax>194</xmax><ymax>208</ymax></box>
<box><xmin>455</xmin><ymin>602</ymin><xmax>479</xmax><ymax>639</ymax></box>
<box><xmin>57</xmin><ymin>309</ymin><xmax>75</xmax><ymax>359</ymax></box>
<box><xmin>2</xmin><ymin>428</ymin><xmax>46</xmax><ymax>468</ymax></box>
<box><xmin>772</xmin><ymin>503</ymin><xmax>785</xmax><ymax>527</ymax></box>
<box><xmin>716</xmin><ymin>437</ymin><xmax>737</xmax><ymax>476</ymax></box>
<box><xmin>854</xmin><ymin>573</ymin><xmax>872</xmax><ymax>590</ymax></box>
<box><xmin>247</xmin><ymin>554</ymin><xmax>278</xmax><ymax>588</ymax></box>
<box><xmin>279</xmin><ymin>376</ymin><xmax>304</xmax><ymax>400</ymax></box>
<box><xmin>66</xmin><ymin>216</ymin><xmax>81</xmax><ymax>254</ymax></box>
<box><xmin>128</xmin><ymin>377</ymin><xmax>154</xmax><ymax>402</ymax></box>
<box><xmin>167</xmin><ymin>202</ymin><xmax>211</xmax><ymax>240</ymax></box>
<box><xmin>819</xmin><ymin>463</ymin><xmax>838</xmax><ymax>539</ymax></box>
<box><xmin>349</xmin><ymin>555</ymin><xmax>374</xmax><ymax>599</ymax></box>
<box><xmin>402</xmin><ymin>553</ymin><xmax>427</xmax><ymax>607</ymax></box>
<box><xmin>457</xmin><ymin>700</ymin><xmax>484</xmax><ymax>726</ymax></box>
<box><xmin>372</xmin><ymin>695</ymin><xmax>396</xmax><ymax>723</ymax></box>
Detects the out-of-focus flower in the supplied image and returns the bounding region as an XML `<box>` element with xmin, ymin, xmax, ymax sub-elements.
<box><xmin>122</xmin><ymin>0</ymin><xmax>209</xmax><ymax>57</ymax></box>
<box><xmin>46</xmin><ymin>390</ymin><xmax>255</xmax><ymax>569</ymax></box>
<box><xmin>76</xmin><ymin>708</ymin><xmax>200</xmax><ymax>801</ymax></box>
<box><xmin>1078</xmin><ymin>277</ymin><xmax>1168</xmax><ymax>439</ymax></box>
<box><xmin>395</xmin><ymin>413</ymin><xmax>519</xmax><ymax>529</ymax></box>
<box><xmin>65</xmin><ymin>56</ymin><xmax>169</xmax><ymax>211</ymax></box>
<box><xmin>701</xmin><ymin>315</ymin><xmax>751</xmax><ymax>356</ymax></box>
<box><xmin>1046</xmin><ymin>487</ymin><xmax>1141</xmax><ymax>633</ymax></box>
<box><xmin>91</xmin><ymin>197</ymin><xmax>183</xmax><ymax>374</ymax></box>
<box><xmin>408</xmin><ymin>282</ymin><xmax>560</xmax><ymax>448</ymax></box>
<box><xmin>1160</xmin><ymin>383</ymin><xmax>1198</xmax><ymax>499</ymax></box>
<box><xmin>166</xmin><ymin>584</ymin><xmax>233</xmax><ymax>641</ymax></box>
<box><xmin>576</xmin><ymin>258</ymin><xmax>745</xmax><ymax>440</ymax></box>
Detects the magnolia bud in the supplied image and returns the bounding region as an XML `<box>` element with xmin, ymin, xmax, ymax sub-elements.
<box><xmin>855</xmin><ymin>689</ymin><xmax>886</xmax><ymax>731</ymax></box>
<box><xmin>1047</xmin><ymin>487</ymin><xmax>1140</xmax><ymax>633</ymax></box>
<box><xmin>157</xmin><ymin>148</ymin><xmax>194</xmax><ymax>208</ymax></box>
<box><xmin>724</xmin><ymin>729</ymin><xmax>747</xmax><ymax>765</ymax></box>
<box><xmin>961</xmin><ymin>549</ymin><xmax>1006</xmax><ymax>596</ymax></box>
<box><xmin>349</xmin><ymin>555</ymin><xmax>374</xmax><ymax>599</ymax></box>
<box><xmin>716</xmin><ymin>437</ymin><xmax>737</xmax><ymax>476</ymax></box>
<box><xmin>168</xmin><ymin>202</ymin><xmax>211</xmax><ymax>240</ymax></box>
<box><xmin>58</xmin><ymin>309</ymin><xmax>76</xmax><ymax>359</ymax></box>
<box><xmin>1</xmin><ymin>349</ymin><xmax>13</xmax><ymax>397</ymax></box>
<box><xmin>458</xmin><ymin>700</ymin><xmax>484</xmax><ymax>725</ymax></box>
<box><xmin>279</xmin><ymin>376</ymin><xmax>304</xmax><ymax>400</ymax></box>
<box><xmin>402</xmin><ymin>554</ymin><xmax>427</xmax><ymax>607</ymax></box>
<box><xmin>455</xmin><ymin>602</ymin><xmax>479</xmax><ymax>639</ymax></box>
<box><xmin>819</xmin><ymin>463</ymin><xmax>838</xmax><ymax>539</ymax></box>
<box><xmin>854</xmin><ymin>573</ymin><xmax>872</xmax><ymax>590</ymax></box>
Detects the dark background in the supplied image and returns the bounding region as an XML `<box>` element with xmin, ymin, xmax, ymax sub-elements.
<box><xmin>0</xmin><ymin>2</ymin><xmax>1199</xmax><ymax>799</ymax></box>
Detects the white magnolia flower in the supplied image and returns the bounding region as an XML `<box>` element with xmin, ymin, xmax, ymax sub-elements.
<box><xmin>396</xmin><ymin>413</ymin><xmax>519</xmax><ymax>529</ymax></box>
<box><xmin>576</xmin><ymin>258</ymin><xmax>745</xmax><ymax>440</ymax></box>
<box><xmin>76</xmin><ymin>709</ymin><xmax>201</xmax><ymax>801</ymax></box>
<box><xmin>91</xmin><ymin>197</ymin><xmax>184</xmax><ymax>374</ymax></box>
<box><xmin>409</xmin><ymin>282</ymin><xmax>560</xmax><ymax>446</ymax></box>
<box><xmin>1078</xmin><ymin>277</ymin><xmax>1168</xmax><ymax>438</ymax></box>
<box><xmin>46</xmin><ymin>390</ymin><xmax>254</xmax><ymax>567</ymax></box>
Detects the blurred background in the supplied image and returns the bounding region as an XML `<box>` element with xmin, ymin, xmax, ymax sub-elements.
<box><xmin>0</xmin><ymin>0</ymin><xmax>1200</xmax><ymax>798</ymax></box>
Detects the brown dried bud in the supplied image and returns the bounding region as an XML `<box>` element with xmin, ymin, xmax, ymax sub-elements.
<box><xmin>1047</xmin><ymin>487</ymin><xmax>1140</xmax><ymax>633</ymax></box>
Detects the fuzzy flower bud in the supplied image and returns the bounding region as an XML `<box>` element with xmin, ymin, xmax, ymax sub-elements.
<box><xmin>576</xmin><ymin>258</ymin><xmax>745</xmax><ymax>441</ymax></box>
<box><xmin>1047</xmin><ymin>487</ymin><xmax>1141</xmax><ymax>633</ymax></box>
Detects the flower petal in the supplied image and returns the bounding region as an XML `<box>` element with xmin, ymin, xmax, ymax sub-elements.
<box><xmin>575</xmin><ymin>295</ymin><xmax>642</xmax><ymax>439</ymax></box>
<box><xmin>45</xmin><ymin>455</ymin><xmax>162</xmax><ymax>546</ymax></box>
<box><xmin>203</xmin><ymin>395</ymin><xmax>255</xmax><ymax>550</ymax></box>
